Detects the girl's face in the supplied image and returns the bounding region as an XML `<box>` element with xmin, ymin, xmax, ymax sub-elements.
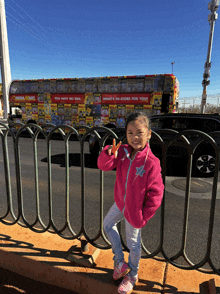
<box><xmin>126</xmin><ymin>118</ymin><xmax>151</xmax><ymax>151</ymax></box>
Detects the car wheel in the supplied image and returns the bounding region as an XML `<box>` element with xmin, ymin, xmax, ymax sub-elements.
<box><xmin>193</xmin><ymin>153</ymin><xmax>216</xmax><ymax>177</ymax></box>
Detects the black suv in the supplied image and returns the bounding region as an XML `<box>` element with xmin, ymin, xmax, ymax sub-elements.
<box><xmin>89</xmin><ymin>113</ymin><xmax>220</xmax><ymax>177</ymax></box>
<box><xmin>150</xmin><ymin>113</ymin><xmax>220</xmax><ymax>177</ymax></box>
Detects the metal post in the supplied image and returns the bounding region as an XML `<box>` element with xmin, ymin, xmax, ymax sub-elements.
<box><xmin>192</xmin><ymin>97</ymin><xmax>197</xmax><ymax>111</ymax></box>
<box><xmin>171</xmin><ymin>62</ymin><xmax>175</xmax><ymax>74</ymax></box>
<box><xmin>0</xmin><ymin>0</ymin><xmax>11</xmax><ymax>119</ymax></box>
<box><xmin>201</xmin><ymin>0</ymin><xmax>219</xmax><ymax>113</ymax></box>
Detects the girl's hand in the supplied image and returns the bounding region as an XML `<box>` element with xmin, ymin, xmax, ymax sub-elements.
<box><xmin>107</xmin><ymin>139</ymin><xmax>121</xmax><ymax>158</ymax></box>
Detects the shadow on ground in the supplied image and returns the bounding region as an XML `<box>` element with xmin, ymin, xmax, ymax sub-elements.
<box><xmin>41</xmin><ymin>153</ymin><xmax>98</xmax><ymax>169</ymax></box>
<box><xmin>0</xmin><ymin>267</ymin><xmax>78</xmax><ymax>294</ymax></box>
<box><xmin>41</xmin><ymin>152</ymin><xmax>186</xmax><ymax>176</ymax></box>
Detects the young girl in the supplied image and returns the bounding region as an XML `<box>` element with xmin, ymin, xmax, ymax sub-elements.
<box><xmin>97</xmin><ymin>112</ymin><xmax>164</xmax><ymax>294</ymax></box>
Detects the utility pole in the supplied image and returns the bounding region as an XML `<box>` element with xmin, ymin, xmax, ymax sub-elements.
<box><xmin>201</xmin><ymin>0</ymin><xmax>219</xmax><ymax>113</ymax></box>
<box><xmin>181</xmin><ymin>98</ymin><xmax>190</xmax><ymax>111</ymax></box>
<box><xmin>192</xmin><ymin>97</ymin><xmax>196</xmax><ymax>109</ymax></box>
<box><xmin>0</xmin><ymin>0</ymin><xmax>11</xmax><ymax>119</ymax></box>
<box><xmin>171</xmin><ymin>62</ymin><xmax>175</xmax><ymax>74</ymax></box>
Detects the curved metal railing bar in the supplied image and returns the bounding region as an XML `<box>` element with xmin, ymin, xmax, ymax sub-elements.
<box><xmin>157</xmin><ymin>129</ymin><xmax>193</xmax><ymax>265</ymax></box>
<box><xmin>159</xmin><ymin>130</ymin><xmax>220</xmax><ymax>273</ymax></box>
<box><xmin>0</xmin><ymin>123</ymin><xmax>17</xmax><ymax>223</ymax></box>
<box><xmin>141</xmin><ymin>129</ymin><xmax>190</xmax><ymax>260</ymax></box>
<box><xmin>80</xmin><ymin>126</ymin><xmax>120</xmax><ymax>249</ymax></box>
<box><xmin>11</xmin><ymin>123</ymin><xmax>52</xmax><ymax>232</ymax></box>
<box><xmin>43</xmin><ymin>124</ymin><xmax>82</xmax><ymax>238</ymax></box>
<box><xmin>139</xmin><ymin>130</ymin><xmax>166</xmax><ymax>258</ymax></box>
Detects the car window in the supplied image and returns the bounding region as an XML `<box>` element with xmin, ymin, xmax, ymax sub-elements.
<box><xmin>151</xmin><ymin>118</ymin><xmax>173</xmax><ymax>130</ymax></box>
<box><xmin>203</xmin><ymin>119</ymin><xmax>220</xmax><ymax>133</ymax></box>
<box><xmin>151</xmin><ymin>117</ymin><xmax>220</xmax><ymax>133</ymax></box>
<box><xmin>151</xmin><ymin>117</ymin><xmax>187</xmax><ymax>131</ymax></box>
<box><xmin>186</xmin><ymin>118</ymin><xmax>219</xmax><ymax>133</ymax></box>
<box><xmin>172</xmin><ymin>118</ymin><xmax>187</xmax><ymax>130</ymax></box>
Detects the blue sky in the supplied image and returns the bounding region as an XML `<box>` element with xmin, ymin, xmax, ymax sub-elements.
<box><xmin>5</xmin><ymin>0</ymin><xmax>220</xmax><ymax>102</ymax></box>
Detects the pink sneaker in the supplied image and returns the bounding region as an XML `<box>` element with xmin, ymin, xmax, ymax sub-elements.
<box><xmin>113</xmin><ymin>260</ymin><xmax>130</xmax><ymax>280</ymax></box>
<box><xmin>118</xmin><ymin>273</ymin><xmax>138</xmax><ymax>294</ymax></box>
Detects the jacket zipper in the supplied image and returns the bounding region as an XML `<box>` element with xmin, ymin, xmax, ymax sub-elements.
<box><xmin>122</xmin><ymin>152</ymin><xmax>137</xmax><ymax>213</ymax></box>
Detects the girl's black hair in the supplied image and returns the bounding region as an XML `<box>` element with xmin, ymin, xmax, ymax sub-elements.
<box><xmin>125</xmin><ymin>112</ymin><xmax>151</xmax><ymax>132</ymax></box>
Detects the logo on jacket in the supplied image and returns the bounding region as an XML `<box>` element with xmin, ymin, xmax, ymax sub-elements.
<box><xmin>136</xmin><ymin>165</ymin><xmax>146</xmax><ymax>177</ymax></box>
<box><xmin>122</xmin><ymin>148</ymin><xmax>147</xmax><ymax>184</ymax></box>
<box><xmin>133</xmin><ymin>165</ymin><xmax>146</xmax><ymax>183</ymax></box>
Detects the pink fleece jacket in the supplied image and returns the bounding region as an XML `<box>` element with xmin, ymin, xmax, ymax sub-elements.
<box><xmin>97</xmin><ymin>143</ymin><xmax>164</xmax><ymax>229</ymax></box>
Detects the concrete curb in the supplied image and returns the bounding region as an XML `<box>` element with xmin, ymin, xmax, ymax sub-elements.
<box><xmin>0</xmin><ymin>222</ymin><xmax>220</xmax><ymax>293</ymax></box>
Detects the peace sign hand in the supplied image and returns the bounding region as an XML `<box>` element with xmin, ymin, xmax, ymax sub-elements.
<box><xmin>107</xmin><ymin>139</ymin><xmax>122</xmax><ymax>158</ymax></box>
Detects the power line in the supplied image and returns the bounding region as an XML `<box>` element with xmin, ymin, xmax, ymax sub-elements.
<box><xmin>7</xmin><ymin>17</ymin><xmax>44</xmax><ymax>43</ymax></box>
<box><xmin>9</xmin><ymin>0</ymin><xmax>48</xmax><ymax>35</ymax></box>
<box><xmin>179</xmin><ymin>94</ymin><xmax>220</xmax><ymax>107</ymax></box>
<box><xmin>5</xmin><ymin>2</ymin><xmax>24</xmax><ymax>19</ymax></box>
<box><xmin>7</xmin><ymin>0</ymin><xmax>55</xmax><ymax>45</ymax></box>
<box><xmin>180</xmin><ymin>93</ymin><xmax>220</xmax><ymax>100</ymax></box>
<box><xmin>6</xmin><ymin>12</ymin><xmax>49</xmax><ymax>44</ymax></box>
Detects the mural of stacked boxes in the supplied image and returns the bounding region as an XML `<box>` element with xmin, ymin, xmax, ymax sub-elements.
<box><xmin>9</xmin><ymin>74</ymin><xmax>179</xmax><ymax>134</ymax></box>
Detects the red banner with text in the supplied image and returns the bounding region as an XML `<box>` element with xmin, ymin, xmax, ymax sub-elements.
<box><xmin>9</xmin><ymin>94</ymin><xmax>38</xmax><ymax>103</ymax></box>
<box><xmin>101</xmin><ymin>93</ymin><xmax>150</xmax><ymax>104</ymax></box>
<box><xmin>51</xmin><ymin>94</ymin><xmax>85</xmax><ymax>104</ymax></box>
